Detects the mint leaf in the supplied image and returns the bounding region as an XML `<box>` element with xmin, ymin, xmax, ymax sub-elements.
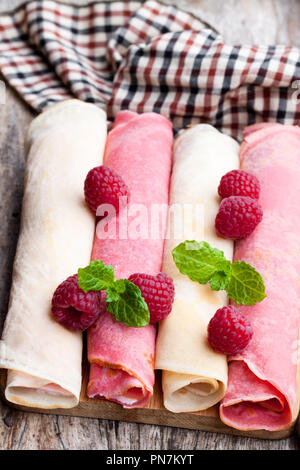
<box><xmin>172</xmin><ymin>240</ymin><xmax>231</xmax><ymax>285</ymax></box>
<box><xmin>78</xmin><ymin>261</ymin><xmax>150</xmax><ymax>327</ymax></box>
<box><xmin>172</xmin><ymin>240</ymin><xmax>266</xmax><ymax>306</ymax></box>
<box><xmin>226</xmin><ymin>261</ymin><xmax>266</xmax><ymax>305</ymax></box>
<box><xmin>78</xmin><ymin>260</ymin><xmax>114</xmax><ymax>293</ymax></box>
<box><xmin>106</xmin><ymin>280</ymin><xmax>150</xmax><ymax>328</ymax></box>
<box><xmin>113</xmin><ymin>279</ymin><xmax>126</xmax><ymax>294</ymax></box>
<box><xmin>210</xmin><ymin>268</ymin><xmax>232</xmax><ymax>291</ymax></box>
<box><xmin>105</xmin><ymin>279</ymin><xmax>126</xmax><ymax>302</ymax></box>
<box><xmin>105</xmin><ymin>287</ymin><xmax>120</xmax><ymax>303</ymax></box>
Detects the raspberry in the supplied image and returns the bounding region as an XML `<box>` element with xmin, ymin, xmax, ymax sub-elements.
<box><xmin>218</xmin><ymin>169</ymin><xmax>260</xmax><ymax>200</ymax></box>
<box><xmin>51</xmin><ymin>274</ymin><xmax>102</xmax><ymax>331</ymax></box>
<box><xmin>207</xmin><ymin>305</ymin><xmax>253</xmax><ymax>355</ymax></box>
<box><xmin>215</xmin><ymin>196</ymin><xmax>263</xmax><ymax>239</ymax></box>
<box><xmin>84</xmin><ymin>165</ymin><xmax>130</xmax><ymax>215</ymax></box>
<box><xmin>128</xmin><ymin>272</ymin><xmax>175</xmax><ymax>324</ymax></box>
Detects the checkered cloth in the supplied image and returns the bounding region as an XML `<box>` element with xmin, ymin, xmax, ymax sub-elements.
<box><xmin>0</xmin><ymin>0</ymin><xmax>299</xmax><ymax>140</ymax></box>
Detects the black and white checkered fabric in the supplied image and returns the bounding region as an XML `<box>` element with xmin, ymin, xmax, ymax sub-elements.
<box><xmin>0</xmin><ymin>0</ymin><xmax>299</xmax><ymax>139</ymax></box>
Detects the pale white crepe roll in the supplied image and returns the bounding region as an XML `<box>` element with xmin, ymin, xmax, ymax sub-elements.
<box><xmin>0</xmin><ymin>100</ymin><xmax>107</xmax><ymax>408</ymax></box>
<box><xmin>155</xmin><ymin>124</ymin><xmax>239</xmax><ymax>413</ymax></box>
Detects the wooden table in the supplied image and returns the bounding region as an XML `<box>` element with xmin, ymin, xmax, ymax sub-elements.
<box><xmin>0</xmin><ymin>0</ymin><xmax>300</xmax><ymax>450</ymax></box>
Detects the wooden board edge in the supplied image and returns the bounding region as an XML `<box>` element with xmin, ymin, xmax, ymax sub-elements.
<box><xmin>0</xmin><ymin>370</ymin><xmax>295</xmax><ymax>440</ymax></box>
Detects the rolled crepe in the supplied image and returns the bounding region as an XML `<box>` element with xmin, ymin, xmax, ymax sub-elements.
<box><xmin>87</xmin><ymin>111</ymin><xmax>173</xmax><ymax>408</ymax></box>
<box><xmin>155</xmin><ymin>124</ymin><xmax>239</xmax><ymax>412</ymax></box>
<box><xmin>0</xmin><ymin>100</ymin><xmax>107</xmax><ymax>408</ymax></box>
<box><xmin>220</xmin><ymin>123</ymin><xmax>300</xmax><ymax>431</ymax></box>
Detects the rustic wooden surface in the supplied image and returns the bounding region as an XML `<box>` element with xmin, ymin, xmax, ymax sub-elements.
<box><xmin>1</xmin><ymin>0</ymin><xmax>300</xmax><ymax>450</ymax></box>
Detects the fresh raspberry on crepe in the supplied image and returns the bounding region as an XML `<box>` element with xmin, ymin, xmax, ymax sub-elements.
<box><xmin>51</xmin><ymin>274</ymin><xmax>103</xmax><ymax>331</ymax></box>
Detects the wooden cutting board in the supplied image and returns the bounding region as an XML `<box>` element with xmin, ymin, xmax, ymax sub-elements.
<box><xmin>0</xmin><ymin>365</ymin><xmax>295</xmax><ymax>440</ymax></box>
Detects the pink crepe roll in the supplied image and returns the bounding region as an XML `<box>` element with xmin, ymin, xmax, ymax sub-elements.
<box><xmin>87</xmin><ymin>111</ymin><xmax>173</xmax><ymax>408</ymax></box>
<box><xmin>220</xmin><ymin>123</ymin><xmax>300</xmax><ymax>431</ymax></box>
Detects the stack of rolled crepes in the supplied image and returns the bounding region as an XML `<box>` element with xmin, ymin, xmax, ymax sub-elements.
<box><xmin>1</xmin><ymin>98</ymin><xmax>300</xmax><ymax>433</ymax></box>
<box><xmin>220</xmin><ymin>123</ymin><xmax>300</xmax><ymax>431</ymax></box>
<box><xmin>155</xmin><ymin>125</ymin><xmax>239</xmax><ymax>412</ymax></box>
<box><xmin>0</xmin><ymin>100</ymin><xmax>107</xmax><ymax>408</ymax></box>
<box><xmin>87</xmin><ymin>110</ymin><xmax>173</xmax><ymax>407</ymax></box>
<box><xmin>0</xmin><ymin>105</ymin><xmax>173</xmax><ymax>410</ymax></box>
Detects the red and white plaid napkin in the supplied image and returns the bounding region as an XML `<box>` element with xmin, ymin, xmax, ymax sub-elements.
<box><xmin>0</xmin><ymin>0</ymin><xmax>299</xmax><ymax>139</ymax></box>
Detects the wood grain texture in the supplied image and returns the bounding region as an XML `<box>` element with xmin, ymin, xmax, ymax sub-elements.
<box><xmin>1</xmin><ymin>0</ymin><xmax>300</xmax><ymax>450</ymax></box>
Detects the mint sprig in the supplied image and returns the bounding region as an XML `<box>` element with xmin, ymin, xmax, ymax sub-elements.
<box><xmin>172</xmin><ymin>241</ymin><xmax>232</xmax><ymax>286</ymax></box>
<box><xmin>106</xmin><ymin>280</ymin><xmax>150</xmax><ymax>327</ymax></box>
<box><xmin>172</xmin><ymin>241</ymin><xmax>266</xmax><ymax>305</ymax></box>
<box><xmin>78</xmin><ymin>260</ymin><xmax>114</xmax><ymax>292</ymax></box>
<box><xmin>78</xmin><ymin>261</ymin><xmax>150</xmax><ymax>328</ymax></box>
<box><xmin>226</xmin><ymin>261</ymin><xmax>266</xmax><ymax>305</ymax></box>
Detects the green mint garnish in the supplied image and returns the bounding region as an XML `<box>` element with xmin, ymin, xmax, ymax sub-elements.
<box><xmin>106</xmin><ymin>280</ymin><xmax>150</xmax><ymax>328</ymax></box>
<box><xmin>78</xmin><ymin>260</ymin><xmax>114</xmax><ymax>293</ymax></box>
<box><xmin>172</xmin><ymin>240</ymin><xmax>266</xmax><ymax>305</ymax></box>
<box><xmin>172</xmin><ymin>241</ymin><xmax>232</xmax><ymax>288</ymax></box>
<box><xmin>78</xmin><ymin>260</ymin><xmax>150</xmax><ymax>328</ymax></box>
<box><xmin>209</xmin><ymin>269</ymin><xmax>232</xmax><ymax>292</ymax></box>
<box><xmin>226</xmin><ymin>261</ymin><xmax>266</xmax><ymax>306</ymax></box>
